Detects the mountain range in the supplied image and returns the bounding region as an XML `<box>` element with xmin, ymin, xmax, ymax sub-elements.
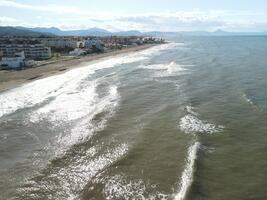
<box><xmin>0</xmin><ymin>26</ymin><xmax>267</xmax><ymax>37</ymax></box>
<box><xmin>0</xmin><ymin>26</ymin><xmax>54</xmax><ymax>37</ymax></box>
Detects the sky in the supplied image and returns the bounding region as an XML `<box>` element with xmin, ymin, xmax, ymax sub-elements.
<box><xmin>0</xmin><ymin>0</ymin><xmax>267</xmax><ymax>32</ymax></box>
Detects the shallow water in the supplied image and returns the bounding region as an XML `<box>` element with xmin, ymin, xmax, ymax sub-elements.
<box><xmin>0</xmin><ymin>37</ymin><xmax>267</xmax><ymax>200</ymax></box>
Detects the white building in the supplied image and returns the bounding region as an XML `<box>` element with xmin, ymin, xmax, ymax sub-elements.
<box><xmin>69</xmin><ymin>48</ymin><xmax>87</xmax><ymax>56</ymax></box>
<box><xmin>0</xmin><ymin>52</ymin><xmax>34</xmax><ymax>69</ymax></box>
<box><xmin>76</xmin><ymin>41</ymin><xmax>85</xmax><ymax>48</ymax></box>
<box><xmin>0</xmin><ymin>44</ymin><xmax>51</xmax><ymax>60</ymax></box>
<box><xmin>41</xmin><ymin>38</ymin><xmax>85</xmax><ymax>49</ymax></box>
<box><xmin>142</xmin><ymin>37</ymin><xmax>164</xmax><ymax>44</ymax></box>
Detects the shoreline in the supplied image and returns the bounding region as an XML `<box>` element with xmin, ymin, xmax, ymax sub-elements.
<box><xmin>0</xmin><ymin>44</ymin><xmax>157</xmax><ymax>92</ymax></box>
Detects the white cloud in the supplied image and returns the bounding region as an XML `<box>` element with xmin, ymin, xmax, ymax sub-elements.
<box><xmin>0</xmin><ymin>1</ymin><xmax>267</xmax><ymax>32</ymax></box>
<box><xmin>0</xmin><ymin>16</ymin><xmax>21</xmax><ymax>25</ymax></box>
<box><xmin>0</xmin><ymin>0</ymin><xmax>80</xmax><ymax>14</ymax></box>
<box><xmin>114</xmin><ymin>15</ymin><xmax>224</xmax><ymax>32</ymax></box>
<box><xmin>97</xmin><ymin>10</ymin><xmax>267</xmax><ymax>32</ymax></box>
<box><xmin>0</xmin><ymin>16</ymin><xmax>18</xmax><ymax>22</ymax></box>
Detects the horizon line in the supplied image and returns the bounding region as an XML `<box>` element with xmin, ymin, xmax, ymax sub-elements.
<box><xmin>1</xmin><ymin>25</ymin><xmax>267</xmax><ymax>33</ymax></box>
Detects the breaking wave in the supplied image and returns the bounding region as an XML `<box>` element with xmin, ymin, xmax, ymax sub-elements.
<box><xmin>16</xmin><ymin>144</ymin><xmax>128</xmax><ymax>200</ymax></box>
<box><xmin>0</xmin><ymin>48</ymin><xmax>153</xmax><ymax>119</ymax></box>
<box><xmin>0</xmin><ymin>43</ymin><xmax>178</xmax><ymax>120</ymax></box>
<box><xmin>140</xmin><ymin>42</ymin><xmax>183</xmax><ymax>56</ymax></box>
<box><xmin>174</xmin><ymin>141</ymin><xmax>200</xmax><ymax>200</ymax></box>
<box><xmin>140</xmin><ymin>61</ymin><xmax>191</xmax><ymax>78</ymax></box>
<box><xmin>141</xmin><ymin>61</ymin><xmax>187</xmax><ymax>72</ymax></box>
<box><xmin>55</xmin><ymin>85</ymin><xmax>120</xmax><ymax>152</ymax></box>
<box><xmin>89</xmin><ymin>174</ymin><xmax>169</xmax><ymax>200</ymax></box>
<box><xmin>176</xmin><ymin>106</ymin><xmax>224</xmax><ymax>199</ymax></box>
<box><xmin>242</xmin><ymin>93</ymin><xmax>254</xmax><ymax>106</ymax></box>
<box><xmin>179</xmin><ymin>106</ymin><xmax>224</xmax><ymax>134</ymax></box>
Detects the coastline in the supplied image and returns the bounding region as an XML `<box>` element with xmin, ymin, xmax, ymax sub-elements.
<box><xmin>0</xmin><ymin>44</ymin><xmax>156</xmax><ymax>92</ymax></box>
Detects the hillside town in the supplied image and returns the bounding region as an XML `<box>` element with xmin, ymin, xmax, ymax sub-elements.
<box><xmin>0</xmin><ymin>36</ymin><xmax>165</xmax><ymax>70</ymax></box>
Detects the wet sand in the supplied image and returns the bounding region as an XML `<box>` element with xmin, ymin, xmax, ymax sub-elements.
<box><xmin>0</xmin><ymin>44</ymin><xmax>156</xmax><ymax>92</ymax></box>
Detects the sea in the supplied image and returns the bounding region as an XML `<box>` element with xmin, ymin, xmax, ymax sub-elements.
<box><xmin>0</xmin><ymin>36</ymin><xmax>267</xmax><ymax>200</ymax></box>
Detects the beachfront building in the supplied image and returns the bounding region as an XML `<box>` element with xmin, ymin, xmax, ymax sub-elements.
<box><xmin>100</xmin><ymin>36</ymin><xmax>144</xmax><ymax>48</ymax></box>
<box><xmin>142</xmin><ymin>37</ymin><xmax>165</xmax><ymax>44</ymax></box>
<box><xmin>0</xmin><ymin>44</ymin><xmax>52</xmax><ymax>60</ymax></box>
<box><xmin>69</xmin><ymin>48</ymin><xmax>87</xmax><ymax>56</ymax></box>
<box><xmin>41</xmin><ymin>38</ymin><xmax>85</xmax><ymax>49</ymax></box>
<box><xmin>0</xmin><ymin>51</ymin><xmax>34</xmax><ymax>69</ymax></box>
<box><xmin>85</xmin><ymin>38</ymin><xmax>104</xmax><ymax>51</ymax></box>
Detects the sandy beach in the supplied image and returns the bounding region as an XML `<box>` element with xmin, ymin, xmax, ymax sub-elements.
<box><xmin>0</xmin><ymin>44</ymin><xmax>156</xmax><ymax>92</ymax></box>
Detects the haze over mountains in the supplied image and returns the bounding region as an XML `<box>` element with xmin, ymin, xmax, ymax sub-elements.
<box><xmin>0</xmin><ymin>26</ymin><xmax>267</xmax><ymax>37</ymax></box>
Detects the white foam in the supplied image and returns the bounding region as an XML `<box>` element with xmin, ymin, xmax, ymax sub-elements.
<box><xmin>142</xmin><ymin>62</ymin><xmax>185</xmax><ymax>71</ymax></box>
<box><xmin>95</xmin><ymin>174</ymin><xmax>168</xmax><ymax>200</ymax></box>
<box><xmin>17</xmin><ymin>143</ymin><xmax>128</xmax><ymax>200</ymax></box>
<box><xmin>185</xmin><ymin>106</ymin><xmax>198</xmax><ymax>116</ymax></box>
<box><xmin>179</xmin><ymin>106</ymin><xmax>224</xmax><ymax>134</ymax></box>
<box><xmin>0</xmin><ymin>48</ymin><xmax>153</xmax><ymax>119</ymax></box>
<box><xmin>242</xmin><ymin>94</ymin><xmax>254</xmax><ymax>105</ymax></box>
<box><xmin>139</xmin><ymin>42</ymin><xmax>182</xmax><ymax>57</ymax></box>
<box><xmin>179</xmin><ymin>114</ymin><xmax>223</xmax><ymax>134</ymax></box>
<box><xmin>166</xmin><ymin>62</ymin><xmax>186</xmax><ymax>74</ymax></box>
<box><xmin>29</xmin><ymin>81</ymin><xmax>98</xmax><ymax>123</ymax></box>
<box><xmin>175</xmin><ymin>141</ymin><xmax>200</xmax><ymax>200</ymax></box>
<box><xmin>0</xmin><ymin>42</ymin><xmax>177</xmax><ymax>119</ymax></box>
<box><xmin>140</xmin><ymin>61</ymin><xmax>189</xmax><ymax>77</ymax></box>
<box><xmin>56</xmin><ymin>85</ymin><xmax>119</xmax><ymax>150</ymax></box>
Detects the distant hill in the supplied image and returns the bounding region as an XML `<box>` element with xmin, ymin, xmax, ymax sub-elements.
<box><xmin>0</xmin><ymin>26</ymin><xmax>55</xmax><ymax>37</ymax></box>
<box><xmin>116</xmin><ymin>30</ymin><xmax>143</xmax><ymax>36</ymax></box>
<box><xmin>18</xmin><ymin>27</ymin><xmax>144</xmax><ymax>37</ymax></box>
<box><xmin>20</xmin><ymin>28</ymin><xmax>176</xmax><ymax>37</ymax></box>
<box><xmin>16</xmin><ymin>27</ymin><xmax>112</xmax><ymax>36</ymax></box>
<box><xmin>0</xmin><ymin>26</ymin><xmax>148</xmax><ymax>37</ymax></box>
<box><xmin>17</xmin><ymin>27</ymin><xmax>63</xmax><ymax>36</ymax></box>
<box><xmin>66</xmin><ymin>28</ymin><xmax>111</xmax><ymax>36</ymax></box>
<box><xmin>1</xmin><ymin>26</ymin><xmax>267</xmax><ymax>37</ymax></box>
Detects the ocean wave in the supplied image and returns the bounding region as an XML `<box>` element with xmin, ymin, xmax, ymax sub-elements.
<box><xmin>0</xmin><ymin>43</ymin><xmax>175</xmax><ymax>119</ymax></box>
<box><xmin>29</xmin><ymin>81</ymin><xmax>98</xmax><ymax>123</ymax></box>
<box><xmin>179</xmin><ymin>106</ymin><xmax>224</xmax><ymax>134</ymax></box>
<box><xmin>56</xmin><ymin>85</ymin><xmax>119</xmax><ymax>151</ymax></box>
<box><xmin>29</xmin><ymin>82</ymin><xmax>118</xmax><ymax>123</ymax></box>
<box><xmin>140</xmin><ymin>42</ymin><xmax>181</xmax><ymax>56</ymax></box>
<box><xmin>241</xmin><ymin>93</ymin><xmax>265</xmax><ymax>113</ymax></box>
<box><xmin>174</xmin><ymin>141</ymin><xmax>200</xmax><ymax>200</ymax></box>
<box><xmin>242</xmin><ymin>93</ymin><xmax>254</xmax><ymax>105</ymax></box>
<box><xmin>140</xmin><ymin>61</ymin><xmax>190</xmax><ymax>78</ymax></box>
<box><xmin>23</xmin><ymin>83</ymin><xmax>120</xmax><ymax>160</ymax></box>
<box><xmin>0</xmin><ymin>50</ymin><xmax>149</xmax><ymax>120</ymax></box>
<box><xmin>0</xmin><ymin>42</ymin><xmax>177</xmax><ymax>120</ymax></box>
<box><xmin>90</xmin><ymin>174</ymin><xmax>168</xmax><ymax>200</ymax></box>
<box><xmin>16</xmin><ymin>143</ymin><xmax>128</xmax><ymax>200</ymax></box>
<box><xmin>141</xmin><ymin>61</ymin><xmax>187</xmax><ymax>71</ymax></box>
<box><xmin>185</xmin><ymin>105</ymin><xmax>198</xmax><ymax>116</ymax></box>
<box><xmin>179</xmin><ymin>115</ymin><xmax>223</xmax><ymax>134</ymax></box>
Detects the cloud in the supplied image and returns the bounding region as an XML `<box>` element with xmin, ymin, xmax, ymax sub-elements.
<box><xmin>0</xmin><ymin>0</ymin><xmax>80</xmax><ymax>14</ymax></box>
<box><xmin>0</xmin><ymin>1</ymin><xmax>267</xmax><ymax>32</ymax></box>
<box><xmin>115</xmin><ymin>15</ymin><xmax>225</xmax><ymax>31</ymax></box>
<box><xmin>0</xmin><ymin>16</ymin><xmax>18</xmax><ymax>22</ymax></box>
<box><xmin>82</xmin><ymin>11</ymin><xmax>228</xmax><ymax>32</ymax></box>
<box><xmin>94</xmin><ymin>10</ymin><xmax>267</xmax><ymax>32</ymax></box>
<box><xmin>0</xmin><ymin>16</ymin><xmax>21</xmax><ymax>25</ymax></box>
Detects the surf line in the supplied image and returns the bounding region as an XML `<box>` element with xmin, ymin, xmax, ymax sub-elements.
<box><xmin>174</xmin><ymin>140</ymin><xmax>200</xmax><ymax>200</ymax></box>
